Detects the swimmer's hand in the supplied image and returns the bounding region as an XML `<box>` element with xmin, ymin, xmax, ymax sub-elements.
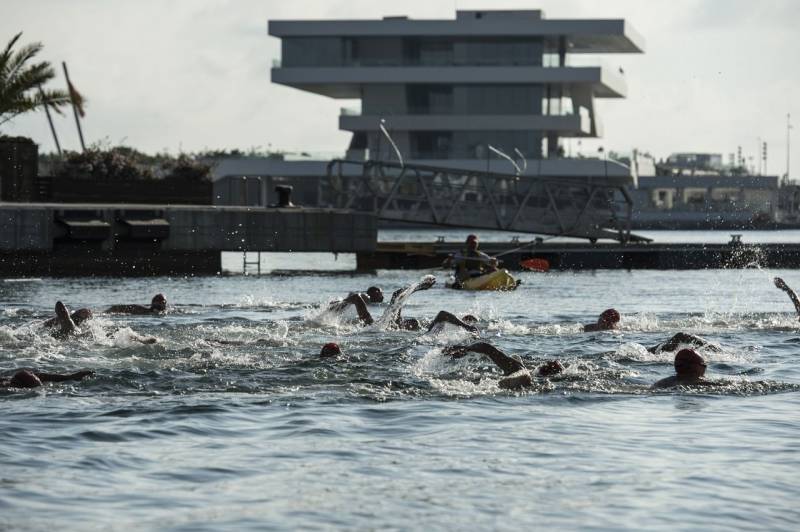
<box><xmin>774</xmin><ymin>277</ymin><xmax>790</xmax><ymax>291</ymax></box>
<box><xmin>418</xmin><ymin>275</ymin><xmax>436</xmax><ymax>290</ymax></box>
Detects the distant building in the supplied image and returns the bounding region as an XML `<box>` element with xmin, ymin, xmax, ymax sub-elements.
<box><xmin>663</xmin><ymin>153</ymin><xmax>724</xmax><ymax>174</ymax></box>
<box><xmin>216</xmin><ymin>8</ymin><xmax>649</xmax><ymax>230</ymax></box>
<box><xmin>269</xmin><ymin>9</ymin><xmax>644</xmax><ymax>174</ymax></box>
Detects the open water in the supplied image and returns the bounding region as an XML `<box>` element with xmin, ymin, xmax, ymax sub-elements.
<box><xmin>2</xmin><ymin>235</ymin><xmax>800</xmax><ymax>529</ymax></box>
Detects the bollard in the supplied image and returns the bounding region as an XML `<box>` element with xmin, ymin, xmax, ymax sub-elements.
<box><xmin>274</xmin><ymin>185</ymin><xmax>295</xmax><ymax>207</ymax></box>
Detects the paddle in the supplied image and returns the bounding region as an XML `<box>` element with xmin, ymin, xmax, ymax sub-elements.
<box><xmin>520</xmin><ymin>258</ymin><xmax>550</xmax><ymax>272</ymax></box>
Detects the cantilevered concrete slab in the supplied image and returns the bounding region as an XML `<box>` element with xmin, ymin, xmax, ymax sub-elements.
<box><xmin>269</xmin><ymin>10</ymin><xmax>645</xmax><ymax>53</ymax></box>
<box><xmin>340</xmin><ymin>114</ymin><xmax>592</xmax><ymax>136</ymax></box>
<box><xmin>272</xmin><ymin>66</ymin><xmax>627</xmax><ymax>98</ymax></box>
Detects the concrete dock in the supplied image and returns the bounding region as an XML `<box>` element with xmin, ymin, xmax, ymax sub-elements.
<box><xmin>1</xmin><ymin>203</ymin><xmax>376</xmax><ymax>276</ymax></box>
<box><xmin>357</xmin><ymin>240</ymin><xmax>800</xmax><ymax>271</ymax></box>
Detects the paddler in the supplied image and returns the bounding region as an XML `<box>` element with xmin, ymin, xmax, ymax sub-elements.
<box><xmin>453</xmin><ymin>234</ymin><xmax>497</xmax><ymax>284</ymax></box>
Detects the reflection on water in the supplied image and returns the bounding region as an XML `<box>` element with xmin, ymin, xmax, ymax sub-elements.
<box><xmin>1</xmin><ymin>267</ymin><xmax>799</xmax><ymax>529</ymax></box>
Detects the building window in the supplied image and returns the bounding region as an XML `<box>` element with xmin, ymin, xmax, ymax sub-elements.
<box><xmin>411</xmin><ymin>131</ymin><xmax>453</xmax><ymax>159</ymax></box>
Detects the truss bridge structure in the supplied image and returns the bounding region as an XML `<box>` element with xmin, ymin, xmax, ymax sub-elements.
<box><xmin>325</xmin><ymin>160</ymin><xmax>649</xmax><ymax>243</ymax></box>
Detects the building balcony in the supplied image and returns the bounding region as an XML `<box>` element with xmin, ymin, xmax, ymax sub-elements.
<box><xmin>340</xmin><ymin>113</ymin><xmax>593</xmax><ymax>136</ymax></box>
<box><xmin>272</xmin><ymin>66</ymin><xmax>626</xmax><ymax>98</ymax></box>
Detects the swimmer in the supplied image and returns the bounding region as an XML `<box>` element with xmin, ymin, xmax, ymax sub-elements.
<box><xmin>42</xmin><ymin>307</ymin><xmax>93</xmax><ymax>329</ymax></box>
<box><xmin>1</xmin><ymin>368</ymin><xmax>94</xmax><ymax>389</ymax></box>
<box><xmin>43</xmin><ymin>302</ymin><xmax>157</xmax><ymax>344</ymax></box>
<box><xmin>333</xmin><ymin>276</ymin><xmax>436</xmax><ymax>329</ymax></box>
<box><xmin>774</xmin><ymin>277</ymin><xmax>800</xmax><ymax>319</ymax></box>
<box><xmin>49</xmin><ymin>301</ymin><xmax>78</xmax><ymax>339</ymax></box>
<box><xmin>359</xmin><ymin>286</ymin><xmax>384</xmax><ymax>304</ymax></box>
<box><xmin>648</xmin><ymin>332</ymin><xmax>720</xmax><ymax>353</ymax></box>
<box><xmin>319</xmin><ymin>342</ymin><xmax>343</xmax><ymax>358</ymax></box>
<box><xmin>652</xmin><ymin>348</ymin><xmax>717</xmax><ymax>388</ymax></box>
<box><xmin>583</xmin><ymin>308</ymin><xmax>620</xmax><ymax>332</ymax></box>
<box><xmin>443</xmin><ymin>342</ymin><xmax>564</xmax><ymax>390</ymax></box>
<box><xmin>425</xmin><ymin>311</ymin><xmax>479</xmax><ymax>334</ymax></box>
<box><xmin>106</xmin><ymin>293</ymin><xmax>167</xmax><ymax>315</ymax></box>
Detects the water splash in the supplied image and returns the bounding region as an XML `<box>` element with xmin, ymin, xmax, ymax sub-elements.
<box><xmin>372</xmin><ymin>275</ymin><xmax>436</xmax><ymax>330</ymax></box>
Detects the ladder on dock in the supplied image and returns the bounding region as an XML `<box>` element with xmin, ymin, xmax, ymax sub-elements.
<box><xmin>242</xmin><ymin>251</ymin><xmax>262</xmax><ymax>275</ymax></box>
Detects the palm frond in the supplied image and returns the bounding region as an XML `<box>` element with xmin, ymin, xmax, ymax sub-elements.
<box><xmin>0</xmin><ymin>33</ymin><xmax>72</xmax><ymax>130</ymax></box>
<box><xmin>2</xmin><ymin>41</ymin><xmax>44</xmax><ymax>81</ymax></box>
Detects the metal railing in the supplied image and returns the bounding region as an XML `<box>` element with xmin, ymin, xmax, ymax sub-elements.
<box><xmin>325</xmin><ymin>159</ymin><xmax>647</xmax><ymax>243</ymax></box>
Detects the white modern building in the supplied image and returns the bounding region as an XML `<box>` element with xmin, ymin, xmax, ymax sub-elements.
<box><xmin>269</xmin><ymin>9</ymin><xmax>643</xmax><ymax>173</ymax></box>
<box><xmin>215</xmin><ymin>9</ymin><xmax>645</xmax><ymax>209</ymax></box>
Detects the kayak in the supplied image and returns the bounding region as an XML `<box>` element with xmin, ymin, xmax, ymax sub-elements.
<box><xmin>448</xmin><ymin>269</ymin><xmax>520</xmax><ymax>291</ymax></box>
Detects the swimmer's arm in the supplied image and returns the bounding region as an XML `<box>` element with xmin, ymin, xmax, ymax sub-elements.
<box><xmin>444</xmin><ymin>342</ymin><xmax>524</xmax><ymax>375</ymax></box>
<box><xmin>774</xmin><ymin>277</ymin><xmax>800</xmax><ymax>318</ymax></box>
<box><xmin>34</xmin><ymin>370</ymin><xmax>94</xmax><ymax>383</ymax></box>
<box><xmin>105</xmin><ymin>304</ymin><xmax>148</xmax><ymax>314</ymax></box>
<box><xmin>427</xmin><ymin>311</ymin><xmax>478</xmax><ymax>333</ymax></box>
<box><xmin>409</xmin><ymin>276</ymin><xmax>436</xmax><ymax>294</ymax></box>
<box><xmin>344</xmin><ymin>294</ymin><xmax>374</xmax><ymax>325</ymax></box>
<box><xmin>389</xmin><ymin>288</ymin><xmax>403</xmax><ymax>305</ymax></box>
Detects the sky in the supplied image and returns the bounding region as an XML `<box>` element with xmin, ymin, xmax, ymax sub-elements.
<box><xmin>2</xmin><ymin>0</ymin><xmax>799</xmax><ymax>176</ymax></box>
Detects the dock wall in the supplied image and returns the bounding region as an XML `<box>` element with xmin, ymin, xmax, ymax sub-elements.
<box><xmin>358</xmin><ymin>241</ymin><xmax>800</xmax><ymax>271</ymax></box>
<box><xmin>0</xmin><ymin>203</ymin><xmax>376</xmax><ymax>276</ymax></box>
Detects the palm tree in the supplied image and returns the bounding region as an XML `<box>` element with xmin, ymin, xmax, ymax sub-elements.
<box><xmin>0</xmin><ymin>32</ymin><xmax>72</xmax><ymax>130</ymax></box>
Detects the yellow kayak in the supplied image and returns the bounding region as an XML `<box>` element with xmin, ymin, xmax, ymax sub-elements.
<box><xmin>456</xmin><ymin>269</ymin><xmax>520</xmax><ymax>291</ymax></box>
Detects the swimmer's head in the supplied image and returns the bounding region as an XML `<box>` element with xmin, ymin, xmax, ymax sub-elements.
<box><xmin>151</xmin><ymin>293</ymin><xmax>167</xmax><ymax>312</ymax></box>
<box><xmin>462</xmin><ymin>315</ymin><xmax>479</xmax><ymax>324</ymax></box>
<box><xmin>72</xmin><ymin>308</ymin><xmax>93</xmax><ymax>325</ymax></box>
<box><xmin>9</xmin><ymin>370</ymin><xmax>42</xmax><ymax>388</ymax></box>
<box><xmin>366</xmin><ymin>286</ymin><xmax>383</xmax><ymax>303</ymax></box>
<box><xmin>400</xmin><ymin>318</ymin><xmax>421</xmax><ymax>331</ymax></box>
<box><xmin>320</xmin><ymin>342</ymin><xmax>342</xmax><ymax>358</ymax></box>
<box><xmin>466</xmin><ymin>234</ymin><xmax>478</xmax><ymax>250</ymax></box>
<box><xmin>537</xmin><ymin>360</ymin><xmax>564</xmax><ymax>378</ymax></box>
<box><xmin>598</xmin><ymin>309</ymin><xmax>620</xmax><ymax>329</ymax></box>
<box><xmin>674</xmin><ymin>349</ymin><xmax>706</xmax><ymax>379</ymax></box>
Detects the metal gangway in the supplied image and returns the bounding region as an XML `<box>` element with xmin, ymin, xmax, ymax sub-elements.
<box><xmin>325</xmin><ymin>159</ymin><xmax>649</xmax><ymax>243</ymax></box>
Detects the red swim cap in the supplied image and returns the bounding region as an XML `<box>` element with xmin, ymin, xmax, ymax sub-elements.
<box><xmin>674</xmin><ymin>349</ymin><xmax>705</xmax><ymax>370</ymax></box>
<box><xmin>599</xmin><ymin>309</ymin><xmax>621</xmax><ymax>324</ymax></box>
<box><xmin>320</xmin><ymin>342</ymin><xmax>342</xmax><ymax>358</ymax></box>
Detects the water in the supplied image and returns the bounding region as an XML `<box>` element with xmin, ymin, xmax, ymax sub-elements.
<box><xmin>2</xmin><ymin>263</ymin><xmax>800</xmax><ymax>529</ymax></box>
